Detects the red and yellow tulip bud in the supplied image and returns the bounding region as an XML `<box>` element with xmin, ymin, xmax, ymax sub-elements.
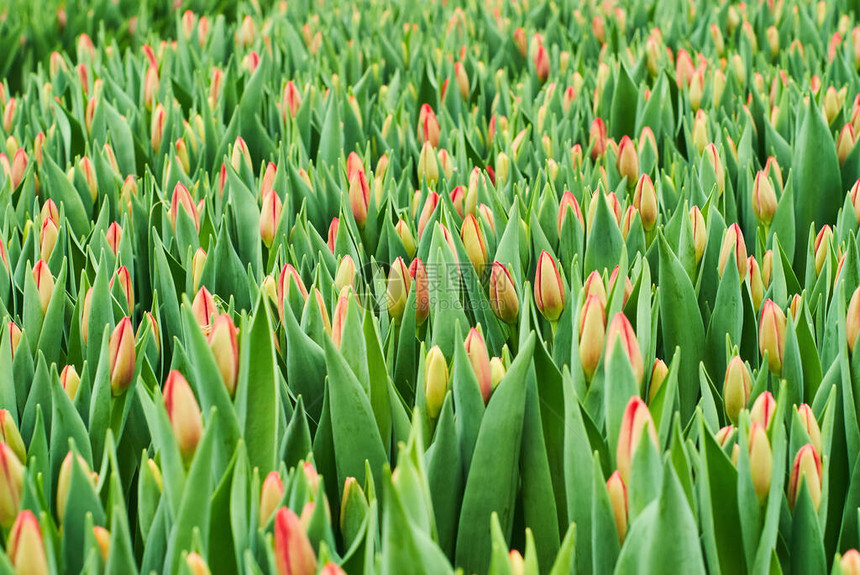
<box><xmin>331</xmin><ymin>256</ymin><xmax>355</xmax><ymax>295</ymax></box>
<box><xmin>581</xmin><ymin>269</ymin><xmax>606</xmax><ymax>306</ymax></box>
<box><xmin>513</xmin><ymin>27</ymin><xmax>528</xmax><ymax>57</ymax></box>
<box><xmin>489</xmin><ymin>262</ymin><xmax>519</xmax><ymax>324</ymax></box>
<box><xmin>417</xmin><ymin>142</ymin><xmax>439</xmax><ymax>185</ymax></box>
<box><xmin>0</xmin><ymin>412</ymin><xmax>23</xmax><ymax>467</ymax></box>
<box><xmin>143</xmin><ymin>65</ymin><xmax>158</xmax><ymax>111</ymax></box>
<box><xmin>39</xmin><ymin>217</ymin><xmax>59</xmax><ymax>262</ymax></box>
<box><xmin>282</xmin><ymin>81</ymin><xmax>302</xmax><ymax>120</ymax></box>
<box><xmin>534</xmin><ymin>45</ymin><xmax>550</xmax><ymax>82</ymax></box>
<box><xmin>259</xmin><ymin>471</ymin><xmax>284</xmax><ymax>527</ymax></box>
<box><xmin>460</xmin><ymin>215</ymin><xmax>487</xmax><ymax>274</ymax></box>
<box><xmin>715</xmin><ymin>425</ymin><xmax>735</xmax><ymax>448</ymax></box>
<box><xmin>454</xmin><ymin>62</ymin><xmax>469</xmax><ymax>99</ymax></box>
<box><xmin>849</xmin><ymin>286</ymin><xmax>860</xmax><ymax>354</ymax></box>
<box><xmin>675</xmin><ymin>49</ymin><xmax>695</xmax><ymax>87</ymax></box>
<box><xmin>417</xmin><ymin>191</ymin><xmax>439</xmax><ymax>239</ymax></box>
<box><xmin>748</xmin><ymin>257</ymin><xmax>764</xmax><ymax>312</ymax></box>
<box><xmin>111</xmin><ymin>266</ymin><xmax>134</xmax><ymax>312</ymax></box>
<box><xmin>617</xmin><ymin>136</ymin><xmax>639</xmax><ymax>184</ymax></box>
<box><xmin>823</xmin><ymin>86</ymin><xmax>842</xmax><ymax>125</ymax></box>
<box><xmin>59</xmin><ymin>365</ymin><xmax>81</xmax><ymax>401</ymax></box>
<box><xmin>105</xmin><ymin>221</ymin><xmax>122</xmax><ymax>256</ymax></box>
<box><xmin>408</xmin><ymin>258</ymin><xmax>430</xmax><ymax>325</ymax></box>
<box><xmin>723</xmin><ymin>356</ymin><xmax>752</xmax><ymax>424</ymax></box>
<box><xmin>534</xmin><ymin>251</ymin><xmax>565</xmax><ymax>321</ymax></box>
<box><xmin>2</xmin><ymin>98</ymin><xmax>15</xmax><ymax>133</ymax></box>
<box><xmin>759</xmin><ymin>300</ymin><xmax>786</xmax><ymax>374</ymax></box>
<box><xmin>703</xmin><ymin>143</ymin><xmax>725</xmax><ymax>195</ymax></box>
<box><xmin>617</xmin><ymin>396</ymin><xmax>659</xmax><ymax>483</ymax></box>
<box><xmin>447</xmin><ymin>186</ymin><xmax>465</xmax><ymax>219</ymax></box>
<box><xmin>842</xmin><ymin>550</ymin><xmax>860</xmax><ymax>575</ymax></box>
<box><xmin>797</xmin><ymin>403</ymin><xmax>823</xmax><ymax>455</ymax></box>
<box><xmin>606</xmin><ymin>313</ymin><xmax>644</xmax><ymax>384</ymax></box>
<box><xmin>326</xmin><ymin>218</ymin><xmax>340</xmax><ymax>253</ymax></box>
<box><xmin>417</xmin><ymin>104</ymin><xmax>440</xmax><ymax>148</ymax></box>
<box><xmin>331</xmin><ymin>288</ymin><xmax>351</xmax><ymax>349</ymax></box>
<box><xmin>394</xmin><ymin>220</ymin><xmax>416</xmax><ymax>258</ymax></box>
<box><xmin>758</xmin><ymin>251</ymin><xmax>773</xmax><ymax>291</ymax></box>
<box><xmin>464</xmin><ymin>328</ymin><xmax>493</xmax><ymax>404</ymax></box>
<box><xmin>633</xmin><ymin>174</ymin><xmax>658</xmax><ymax>231</ymax></box>
<box><xmin>689</xmin><ymin>67</ymin><xmax>705</xmax><ymax>111</ymax></box>
<box><xmin>788</xmin><ymin>444</ymin><xmax>823</xmax><ymax>511</ymax></box>
<box><xmin>274</xmin><ymin>507</ymin><xmax>317</xmax><ymax>575</ymax></box>
<box><xmin>586</xmin><ymin>191</ymin><xmax>623</xmax><ymax>227</ymax></box>
<box><xmin>151</xmin><ymin>103</ymin><xmax>166</xmax><ymax>152</ymax></box>
<box><xmin>57</xmin><ymin>451</ymin><xmax>94</xmax><ymax>521</ymax></box>
<box><xmin>425</xmin><ymin>346</ymin><xmax>449</xmax><ymax>419</ymax></box>
<box><xmin>719</xmin><ymin>223</ymin><xmax>748</xmax><ymax>281</ymax></box>
<box><xmin>109</xmin><ymin>317</ymin><xmax>135</xmax><ymax>395</ymax></box>
<box><xmin>648</xmin><ymin>359</ymin><xmax>669</xmax><ymax>403</ymax></box>
<box><xmin>752</xmin><ymin>171</ymin><xmax>778</xmax><ymax>225</ymax></box>
<box><xmin>557</xmin><ymin>191</ymin><xmax>584</xmax><ymax>235</ymax></box>
<box><xmin>182</xmin><ymin>552</ymin><xmax>210</xmax><ymax>575</ymax></box>
<box><xmin>345</xmin><ymin>153</ymin><xmax>364</xmax><ymax>184</ymax></box>
<box><xmin>164</xmin><ymin>370</ymin><xmax>203</xmax><ymax>463</ymax></box>
<box><xmin>8</xmin><ymin>149</ymin><xmax>26</xmax><ymax>190</ymax></box>
<box><xmin>606</xmin><ymin>471</ymin><xmax>628</xmax><ymax>543</ymax></box>
<box><xmin>839</xmin><ymin>124</ymin><xmax>856</xmax><ymax>166</ymax></box>
<box><xmin>788</xmin><ymin>293</ymin><xmax>803</xmax><ymax>321</ymax></box>
<box><xmin>748</xmin><ymin>422</ymin><xmax>773</xmax><ymax>504</ymax></box>
<box><xmin>348</xmin><ymin>170</ymin><xmax>370</xmax><ymax>227</ymax></box>
<box><xmin>610</xmin><ymin>266</ymin><xmax>632</xmax><ymax>309</ymax></box>
<box><xmin>589</xmin><ymin>118</ymin><xmax>608</xmax><ymax>159</ymax></box>
<box><xmin>170</xmin><ymin>183</ymin><xmax>200</xmax><ymax>232</ymax></box>
<box><xmin>7</xmin><ymin>511</ymin><xmax>48</xmax><ymax>574</ymax></box>
<box><xmin>208</xmin><ymin>314</ymin><xmax>239</xmax><ymax>398</ymax></box>
<box><xmin>321</xmin><ymin>563</ymin><xmax>347</xmax><ymax>575</ymax></box>
<box><xmin>687</xmin><ymin>206</ymin><xmax>707</xmax><ymax>264</ymax></box>
<box><xmin>750</xmin><ymin>391</ymin><xmax>776</xmax><ymax>430</ymax></box>
<box><xmin>387</xmin><ymin>257</ymin><xmax>411</xmax><ymax>321</ymax></box>
<box><xmin>0</xmin><ymin>442</ymin><xmax>24</xmax><ymax>528</ymax></box>
<box><xmin>192</xmin><ymin>287</ymin><xmax>217</xmax><ymax>328</ymax></box>
<box><xmin>691</xmin><ymin>111</ymin><xmax>709</xmax><ymax>155</ymax></box>
<box><xmin>91</xmin><ymin>526</ymin><xmax>110</xmax><ymax>561</ymax></box>
<box><xmin>814</xmin><ymin>225</ymin><xmax>833</xmax><ymax>275</ymax></box>
<box><xmin>32</xmin><ymin>260</ymin><xmax>54</xmax><ymax>314</ymax></box>
<box><xmin>437</xmin><ymin>148</ymin><xmax>454</xmax><ymax>180</ymax></box>
<box><xmin>579</xmin><ymin>295</ymin><xmax>605</xmax><ymax>381</ymax></box>
<box><xmin>260</xmin><ymin>189</ymin><xmax>282</xmax><ymax>249</ymax></box>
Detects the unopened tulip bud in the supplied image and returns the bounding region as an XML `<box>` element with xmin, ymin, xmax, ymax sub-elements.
<box><xmin>111</xmin><ymin>266</ymin><xmax>134</xmax><ymax>312</ymax></box>
<box><xmin>578</xmin><ymin>295</ymin><xmax>606</xmax><ymax>381</ymax></box>
<box><xmin>495</xmin><ymin>152</ymin><xmax>510</xmax><ymax>182</ymax></box>
<box><xmin>752</xmin><ymin>171</ymin><xmax>777</xmax><ymax>225</ymax></box>
<box><xmin>454</xmin><ymin>62</ymin><xmax>469</xmax><ymax>99</ymax></box>
<box><xmin>109</xmin><ymin>317</ymin><xmax>136</xmax><ymax>395</ymax></box>
<box><xmin>590</xmin><ymin>118</ymin><xmax>608</xmax><ymax>159</ymax></box>
<box><xmin>687</xmin><ymin>206</ymin><xmax>707</xmax><ymax>264</ymax></box>
<box><xmin>534</xmin><ymin>251</ymin><xmax>565</xmax><ymax>321</ymax></box>
<box><xmin>838</xmin><ymin>124</ymin><xmax>857</xmax><ymax>166</ymax></box>
<box><xmin>606</xmin><ymin>471</ymin><xmax>628</xmax><ymax>543</ymax></box>
<box><xmin>330</xmin><ymin>289</ymin><xmax>351</xmax><ymax>349</ymax></box>
<box><xmin>513</xmin><ymin>27</ymin><xmax>528</xmax><ymax>57</ymax></box>
<box><xmin>489</xmin><ymin>262</ymin><xmax>519</xmax><ymax>324</ymax></box>
<box><xmin>534</xmin><ymin>45</ymin><xmax>550</xmax><ymax>82</ymax></box>
<box><xmin>748</xmin><ymin>422</ymin><xmax>773</xmax><ymax>504</ymax></box>
<box><xmin>417</xmin><ymin>142</ymin><xmax>439</xmax><ymax>185</ymax></box>
<box><xmin>761</xmin><ymin>250</ymin><xmax>773</xmax><ymax>288</ymax></box>
<box><xmin>789</xmin><ymin>444</ymin><xmax>823</xmax><ymax>511</ymax></box>
<box><xmin>759</xmin><ymin>300</ymin><xmax>786</xmax><ymax>374</ymax></box>
<box><xmin>719</xmin><ymin>224</ymin><xmax>748</xmax><ymax>281</ymax></box>
<box><xmin>823</xmin><ymin>86</ymin><xmax>841</xmax><ymax>125</ymax></box>
<box><xmin>164</xmin><ymin>371</ymin><xmax>203</xmax><ymax>463</ymax></box>
<box><xmin>394</xmin><ymin>220</ymin><xmax>416</xmax><ymax>258</ymax></box>
<box><xmin>151</xmin><ymin>103</ymin><xmax>166</xmax><ymax>152</ymax></box>
<box><xmin>387</xmin><ymin>257</ymin><xmax>411</xmax><ymax>321</ymax></box>
<box><xmin>647</xmin><ymin>358</ymin><xmax>669</xmax><ymax>403</ymax></box>
<box><xmin>9</xmin><ymin>149</ymin><xmax>26</xmax><ymax>190</ymax></box>
<box><xmin>558</xmin><ymin>190</ymin><xmax>584</xmax><ymax>235</ymax></box>
<box><xmin>39</xmin><ymin>217</ymin><xmax>59</xmax><ymax>262</ymax></box>
<box><xmin>321</xmin><ymin>563</ymin><xmax>347</xmax><ymax>575</ymax></box>
<box><xmin>192</xmin><ymin>286</ymin><xmax>217</xmax><ymax>328</ymax></box>
<box><xmin>208</xmin><ymin>314</ymin><xmax>239</xmax><ymax>398</ymax></box>
<box><xmin>104</xmin><ymin>221</ymin><xmax>122</xmax><ymax>255</ymax></box>
<box><xmin>797</xmin><ymin>404</ymin><xmax>823</xmax><ymax>455</ymax></box>
<box><xmin>417</xmin><ymin>104</ymin><xmax>440</xmax><ymax>148</ymax></box>
<box><xmin>617</xmin><ymin>396</ymin><xmax>659</xmax><ymax>483</ymax></box>
<box><xmin>460</xmin><ymin>215</ymin><xmax>487</xmax><ymax>274</ymax></box>
<box><xmin>748</xmin><ymin>257</ymin><xmax>764</xmax><ymax>312</ymax></box>
<box><xmin>437</xmin><ymin>148</ymin><xmax>454</xmax><ymax>180</ymax></box>
<box><xmin>490</xmin><ymin>357</ymin><xmax>506</xmax><ymax>389</ymax></box>
<box><xmin>32</xmin><ymin>260</ymin><xmax>54</xmax><ymax>314</ymax></box>
<box><xmin>750</xmin><ymin>391</ymin><xmax>776</xmax><ymax>430</ymax></box>
<box><xmin>849</xmin><ymin>286</ymin><xmax>860</xmax><ymax>354</ymax></box>
<box><xmin>58</xmin><ymin>365</ymin><xmax>81</xmax><ymax>402</ymax></box>
<box><xmin>417</xmin><ymin>191</ymin><xmax>439</xmax><ymax>239</ymax></box>
<box><xmin>57</xmin><ymin>451</ymin><xmax>93</xmax><ymax>521</ymax></box>
<box><xmin>703</xmin><ymin>143</ymin><xmax>725</xmax><ymax>195</ymax></box>
<box><xmin>842</xmin><ymin>550</ymin><xmax>860</xmax><ymax>575</ymax></box>
<box><xmin>425</xmin><ymin>346</ymin><xmax>449</xmax><ymax>419</ymax></box>
<box><xmin>348</xmin><ymin>170</ymin><xmax>370</xmax><ymax>226</ymax></box>
<box><xmin>282</xmin><ymin>81</ymin><xmax>302</xmax><ymax>120</ymax></box>
<box><xmin>814</xmin><ymin>225</ymin><xmax>833</xmax><ymax>275</ymax></box>
<box><xmin>633</xmin><ymin>175</ymin><xmax>658</xmax><ymax>231</ymax></box>
<box><xmin>170</xmin><ymin>183</ymin><xmax>200</xmax><ymax>232</ymax></box>
<box><xmin>7</xmin><ymin>511</ymin><xmax>48</xmax><ymax>574</ymax></box>
<box><xmin>259</xmin><ymin>471</ymin><xmax>284</xmax><ymax>527</ymax></box>
<box><xmin>606</xmin><ymin>313</ymin><xmax>644</xmax><ymax>384</ymax></box>
<box><xmin>723</xmin><ymin>356</ymin><xmax>752</xmax><ymax>424</ymax></box>
<box><xmin>0</xmin><ymin>442</ymin><xmax>23</xmax><ymax>528</ymax></box>
<box><xmin>186</xmin><ymin>248</ymin><xmax>205</xmax><ymax>293</ymax></box>
<box><xmin>464</xmin><ymin>328</ymin><xmax>493</xmax><ymax>404</ymax></box>
<box><xmin>608</xmin><ymin>266</ymin><xmax>634</xmax><ymax>307</ymax></box>
<box><xmin>617</xmin><ymin>136</ymin><xmax>639</xmax><ymax>184</ymax></box>
<box><xmin>408</xmin><ymin>258</ymin><xmax>430</xmax><ymax>325</ymax></box>
<box><xmin>274</xmin><ymin>507</ymin><xmax>317</xmax><ymax>575</ymax></box>
<box><xmin>260</xmin><ymin>189</ymin><xmax>282</xmax><ymax>248</ymax></box>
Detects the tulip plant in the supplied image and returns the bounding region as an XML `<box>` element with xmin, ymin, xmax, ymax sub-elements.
<box><xmin>4</xmin><ymin>0</ymin><xmax>860</xmax><ymax>573</ymax></box>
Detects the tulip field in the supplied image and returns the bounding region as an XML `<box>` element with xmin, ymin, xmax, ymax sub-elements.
<box><xmin>6</xmin><ymin>0</ymin><xmax>860</xmax><ymax>573</ymax></box>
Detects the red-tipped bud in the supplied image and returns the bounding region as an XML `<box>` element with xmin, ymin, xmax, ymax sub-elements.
<box><xmin>327</xmin><ymin>218</ymin><xmax>339</xmax><ymax>253</ymax></box>
<box><xmin>105</xmin><ymin>222</ymin><xmax>122</xmax><ymax>255</ymax></box>
<box><xmin>111</xmin><ymin>266</ymin><xmax>134</xmax><ymax>312</ymax></box>
<box><xmin>417</xmin><ymin>104</ymin><xmax>440</xmax><ymax>148</ymax></box>
<box><xmin>274</xmin><ymin>507</ymin><xmax>317</xmax><ymax>575</ymax></box>
<box><xmin>39</xmin><ymin>217</ymin><xmax>59</xmax><ymax>262</ymax></box>
<box><xmin>60</xmin><ymin>365</ymin><xmax>80</xmax><ymax>401</ymax></box>
<box><xmin>750</xmin><ymin>391</ymin><xmax>777</xmax><ymax>430</ymax></box>
<box><xmin>417</xmin><ymin>191</ymin><xmax>440</xmax><ymax>239</ymax></box>
<box><xmin>534</xmin><ymin>45</ymin><xmax>550</xmax><ymax>82</ymax></box>
<box><xmin>606</xmin><ymin>471</ymin><xmax>628</xmax><ymax>543</ymax></box>
<box><xmin>842</xmin><ymin>550</ymin><xmax>860</xmax><ymax>575</ymax></box>
<box><xmin>260</xmin><ymin>189</ymin><xmax>283</xmax><ymax>248</ymax></box>
<box><xmin>348</xmin><ymin>170</ymin><xmax>370</xmax><ymax>226</ymax></box>
<box><xmin>589</xmin><ymin>118</ymin><xmax>608</xmax><ymax>159</ymax></box>
<box><xmin>464</xmin><ymin>328</ymin><xmax>493</xmax><ymax>404</ymax></box>
<box><xmin>170</xmin><ymin>183</ymin><xmax>200</xmax><ymax>232</ymax></box>
<box><xmin>839</xmin><ymin>124</ymin><xmax>857</xmax><ymax>166</ymax></box>
<box><xmin>558</xmin><ymin>190</ymin><xmax>585</xmax><ymax>234</ymax></box>
<box><xmin>616</xmin><ymin>396</ymin><xmax>659</xmax><ymax>483</ymax></box>
<box><xmin>689</xmin><ymin>206</ymin><xmax>707</xmax><ymax>264</ymax></box>
<box><xmin>814</xmin><ymin>225</ymin><xmax>833</xmax><ymax>275</ymax></box>
<box><xmin>719</xmin><ymin>224</ymin><xmax>748</xmax><ymax>281</ymax></box>
<box><xmin>408</xmin><ymin>258</ymin><xmax>430</xmax><ymax>325</ymax></box>
<box><xmin>534</xmin><ymin>251</ymin><xmax>565</xmax><ymax>321</ymax></box>
<box><xmin>788</xmin><ymin>444</ymin><xmax>823</xmax><ymax>511</ymax></box>
<box><xmin>109</xmin><ymin>317</ymin><xmax>136</xmax><ymax>395</ymax></box>
<box><xmin>208</xmin><ymin>314</ymin><xmax>239</xmax><ymax>398</ymax></box>
<box><xmin>0</xmin><ymin>442</ymin><xmax>24</xmax><ymax>528</ymax></box>
<box><xmin>32</xmin><ymin>260</ymin><xmax>54</xmax><ymax>314</ymax></box>
<box><xmin>164</xmin><ymin>371</ymin><xmax>203</xmax><ymax>463</ymax></box>
<box><xmin>192</xmin><ymin>286</ymin><xmax>218</xmax><ymax>328</ymax></box>
<box><xmin>797</xmin><ymin>403</ymin><xmax>823</xmax><ymax>455</ymax></box>
<box><xmin>648</xmin><ymin>359</ymin><xmax>669</xmax><ymax>403</ymax></box>
<box><xmin>752</xmin><ymin>171</ymin><xmax>777</xmax><ymax>225</ymax></box>
<box><xmin>617</xmin><ymin>136</ymin><xmax>639</xmax><ymax>184</ymax></box>
<box><xmin>57</xmin><ymin>451</ymin><xmax>94</xmax><ymax>521</ymax></box>
<box><xmin>606</xmin><ymin>313</ymin><xmax>644</xmax><ymax>384</ymax></box>
<box><xmin>849</xmin><ymin>286</ymin><xmax>860</xmax><ymax>354</ymax></box>
<box><xmin>489</xmin><ymin>262</ymin><xmax>519</xmax><ymax>324</ymax></box>
<box><xmin>632</xmin><ymin>175</ymin><xmax>658</xmax><ymax>231</ymax></box>
<box><xmin>579</xmin><ymin>295</ymin><xmax>606</xmax><ymax>381</ymax></box>
<box><xmin>7</xmin><ymin>511</ymin><xmax>48</xmax><ymax>574</ymax></box>
<box><xmin>748</xmin><ymin>257</ymin><xmax>764</xmax><ymax>312</ymax></box>
<box><xmin>759</xmin><ymin>300</ymin><xmax>787</xmax><ymax>374</ymax></box>
<box><xmin>282</xmin><ymin>81</ymin><xmax>302</xmax><ymax>120</ymax></box>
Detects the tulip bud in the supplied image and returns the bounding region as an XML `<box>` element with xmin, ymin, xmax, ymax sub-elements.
<box><xmin>748</xmin><ymin>257</ymin><xmax>764</xmax><ymax>312</ymax></box>
<box><xmin>814</xmin><ymin>225</ymin><xmax>833</xmax><ymax>275</ymax></box>
<box><xmin>32</xmin><ymin>260</ymin><xmax>54</xmax><ymax>314</ymax></box>
<box><xmin>394</xmin><ymin>220</ymin><xmax>416</xmax><ymax>258</ymax></box>
<box><xmin>608</xmin><ymin>267</ymin><xmax>634</xmax><ymax>308</ymax></box>
<box><xmin>617</xmin><ymin>136</ymin><xmax>639</xmax><ymax>184</ymax></box>
<box><xmin>331</xmin><ymin>288</ymin><xmax>351</xmax><ymax>349</ymax></box>
<box><xmin>408</xmin><ymin>258</ymin><xmax>430</xmax><ymax>325</ymax></box>
<box><xmin>151</xmin><ymin>103</ymin><xmax>166</xmax><ymax>152</ymax></box>
<box><xmin>633</xmin><ymin>174</ymin><xmax>658</xmax><ymax>231</ymax></box>
<box><xmin>386</xmin><ymin>257</ymin><xmax>411</xmax><ymax>321</ymax></box>
<box><xmin>838</xmin><ymin>124</ymin><xmax>857</xmax><ymax>166</ymax></box>
<box><xmin>748</xmin><ymin>422</ymin><xmax>773</xmax><ymax>504</ymax></box>
<box><xmin>513</xmin><ymin>27</ymin><xmax>528</xmax><ymax>57</ymax></box>
<box><xmin>260</xmin><ymin>189</ymin><xmax>282</xmax><ymax>248</ymax></box>
<box><xmin>109</xmin><ymin>317</ymin><xmax>136</xmax><ymax>395</ymax></box>
<box><xmin>110</xmin><ymin>266</ymin><xmax>134</xmax><ymax>313</ymax></box>
<box><xmin>7</xmin><ymin>511</ymin><xmax>49</xmax><ymax>574</ymax></box>
<box><xmin>752</xmin><ymin>171</ymin><xmax>778</xmax><ymax>225</ymax></box>
<box><xmin>57</xmin><ymin>451</ymin><xmax>94</xmax><ymax>521</ymax></box>
<box><xmin>192</xmin><ymin>286</ymin><xmax>217</xmax><ymax>328</ymax></box>
<box><xmin>617</xmin><ymin>396</ymin><xmax>659</xmax><ymax>482</ymax></box>
<box><xmin>648</xmin><ymin>359</ymin><xmax>669</xmax><ymax>403</ymax></box>
<box><xmin>703</xmin><ymin>143</ymin><xmax>725</xmax><ymax>195</ymax></box>
<box><xmin>274</xmin><ymin>507</ymin><xmax>317</xmax><ymax>575</ymax></box>
<box><xmin>417</xmin><ymin>104</ymin><xmax>440</xmax><ymax>148</ymax></box>
<box><xmin>164</xmin><ymin>371</ymin><xmax>203</xmax><ymax>462</ymax></box>
<box><xmin>788</xmin><ymin>444</ymin><xmax>823</xmax><ymax>511</ymax></box>
<box><xmin>558</xmin><ymin>190</ymin><xmax>584</xmax><ymax>235</ymax></box>
<box><xmin>57</xmin><ymin>365</ymin><xmax>81</xmax><ymax>401</ymax></box>
<box><xmin>842</xmin><ymin>550</ymin><xmax>860</xmax><ymax>575</ymax></box>
<box><xmin>534</xmin><ymin>251</ymin><xmax>565</xmax><ymax>321</ymax></box>
<box><xmin>460</xmin><ymin>215</ymin><xmax>487</xmax><ymax>274</ymax></box>
<box><xmin>719</xmin><ymin>223</ymin><xmax>748</xmax><ymax>281</ymax></box>
<box><xmin>324</xmin><ymin>218</ymin><xmax>339</xmax><ymax>254</ymax></box>
<box><xmin>417</xmin><ymin>191</ymin><xmax>440</xmax><ymax>239</ymax></box>
<box><xmin>849</xmin><ymin>286</ymin><xmax>860</xmax><ymax>354</ymax></box>
<box><xmin>282</xmin><ymin>81</ymin><xmax>302</xmax><ymax>119</ymax></box>
<box><xmin>722</xmin><ymin>355</ymin><xmax>751</xmax><ymax>424</ymax></box>
<box><xmin>760</xmin><ymin>250</ymin><xmax>773</xmax><ymax>290</ymax></box>
<box><xmin>259</xmin><ymin>471</ymin><xmax>284</xmax><ymax>527</ymax></box>
<box><xmin>464</xmin><ymin>328</ymin><xmax>493</xmax><ymax>404</ymax></box>
<box><xmin>606</xmin><ymin>313</ymin><xmax>644</xmax><ymax>384</ymax></box>
<box><xmin>454</xmin><ymin>62</ymin><xmax>469</xmax><ymax>99</ymax></box>
<box><xmin>759</xmin><ymin>300</ymin><xmax>787</xmax><ymax>374</ymax></box>
<box><xmin>417</xmin><ymin>142</ymin><xmax>439</xmax><ymax>185</ymax></box>
<box><xmin>534</xmin><ymin>45</ymin><xmax>550</xmax><ymax>82</ymax></box>
<box><xmin>170</xmin><ymin>183</ymin><xmax>200</xmax><ymax>232</ymax></box>
<box><xmin>790</xmin><ymin>405</ymin><xmax>821</xmax><ymax>458</ymax></box>
<box><xmin>321</xmin><ymin>563</ymin><xmax>347</xmax><ymax>575</ymax></box>
<box><xmin>495</xmin><ymin>152</ymin><xmax>510</xmax><ymax>182</ymax></box>
<box><xmin>38</xmin><ymin>217</ymin><xmax>59</xmax><ymax>263</ymax></box>
<box><xmin>231</xmin><ymin>137</ymin><xmax>252</xmax><ymax>174</ymax></box>
<box><xmin>208</xmin><ymin>314</ymin><xmax>239</xmax><ymax>398</ymax></box>
<box><xmin>490</xmin><ymin>357</ymin><xmax>506</xmax><ymax>389</ymax></box>
<box><xmin>579</xmin><ymin>295</ymin><xmax>606</xmax><ymax>381</ymax></box>
<box><xmin>489</xmin><ymin>262</ymin><xmax>519</xmax><ymax>324</ymax></box>
<box><xmin>606</xmin><ymin>471</ymin><xmax>628</xmax><ymax>543</ymax></box>
<box><xmin>9</xmin><ymin>149</ymin><xmax>26</xmax><ymax>190</ymax></box>
<box><xmin>348</xmin><ymin>170</ymin><xmax>370</xmax><ymax>226</ymax></box>
<box><xmin>0</xmin><ymin>442</ymin><xmax>24</xmax><ymax>528</ymax></box>
<box><xmin>105</xmin><ymin>221</ymin><xmax>122</xmax><ymax>256</ymax></box>
<box><xmin>688</xmin><ymin>206</ymin><xmax>707</xmax><ymax>264</ymax></box>
<box><xmin>590</xmin><ymin>118</ymin><xmax>608</xmax><ymax>159</ymax></box>
<box><xmin>425</xmin><ymin>346</ymin><xmax>449</xmax><ymax>419</ymax></box>
<box><xmin>750</xmin><ymin>391</ymin><xmax>776</xmax><ymax>430</ymax></box>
